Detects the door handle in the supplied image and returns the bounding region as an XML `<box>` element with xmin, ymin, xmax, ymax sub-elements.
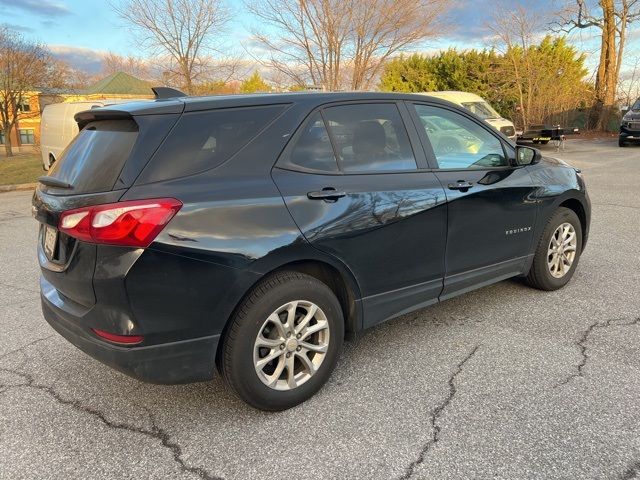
<box><xmin>307</xmin><ymin>188</ymin><xmax>346</xmax><ymax>201</ymax></box>
<box><xmin>447</xmin><ymin>180</ymin><xmax>474</xmax><ymax>191</ymax></box>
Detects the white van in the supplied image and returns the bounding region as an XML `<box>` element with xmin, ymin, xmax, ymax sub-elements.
<box><xmin>422</xmin><ymin>91</ymin><xmax>517</xmax><ymax>140</ymax></box>
<box><xmin>40</xmin><ymin>99</ymin><xmax>147</xmax><ymax>170</ymax></box>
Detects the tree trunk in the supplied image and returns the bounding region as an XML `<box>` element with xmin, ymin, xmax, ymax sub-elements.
<box><xmin>3</xmin><ymin>126</ymin><xmax>13</xmax><ymax>157</ymax></box>
<box><xmin>597</xmin><ymin>0</ymin><xmax>618</xmax><ymax>130</ymax></box>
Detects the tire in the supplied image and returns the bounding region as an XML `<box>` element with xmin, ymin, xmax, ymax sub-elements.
<box><xmin>532</xmin><ymin>140</ymin><xmax>540</xmax><ymax>144</ymax></box>
<box><xmin>221</xmin><ymin>271</ymin><xmax>344</xmax><ymax>411</ymax></box>
<box><xmin>619</xmin><ymin>138</ymin><xmax>626</xmax><ymax>147</ymax></box>
<box><xmin>525</xmin><ymin>207</ymin><xmax>582</xmax><ymax>291</ymax></box>
<box><xmin>540</xmin><ymin>140</ymin><xmax>550</xmax><ymax>145</ymax></box>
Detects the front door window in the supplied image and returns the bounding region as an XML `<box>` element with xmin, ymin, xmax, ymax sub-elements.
<box><xmin>413</xmin><ymin>104</ymin><xmax>507</xmax><ymax>169</ymax></box>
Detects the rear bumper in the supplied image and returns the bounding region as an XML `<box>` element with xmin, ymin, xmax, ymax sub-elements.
<box><xmin>41</xmin><ymin>291</ymin><xmax>219</xmax><ymax>384</ymax></box>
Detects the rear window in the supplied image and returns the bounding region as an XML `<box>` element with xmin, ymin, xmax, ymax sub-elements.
<box><xmin>138</xmin><ymin>105</ymin><xmax>286</xmax><ymax>183</ymax></box>
<box><xmin>46</xmin><ymin>119</ymin><xmax>138</xmax><ymax>194</ymax></box>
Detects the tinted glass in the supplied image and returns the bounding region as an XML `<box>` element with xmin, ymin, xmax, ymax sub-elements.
<box><xmin>284</xmin><ymin>112</ymin><xmax>338</xmax><ymax>172</ymax></box>
<box><xmin>323</xmin><ymin>103</ymin><xmax>417</xmax><ymax>173</ymax></box>
<box><xmin>47</xmin><ymin>119</ymin><xmax>138</xmax><ymax>194</ymax></box>
<box><xmin>142</xmin><ymin>105</ymin><xmax>285</xmax><ymax>183</ymax></box>
<box><xmin>413</xmin><ymin>104</ymin><xmax>508</xmax><ymax>169</ymax></box>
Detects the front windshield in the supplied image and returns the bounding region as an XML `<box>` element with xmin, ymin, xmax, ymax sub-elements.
<box><xmin>461</xmin><ymin>101</ymin><xmax>500</xmax><ymax>120</ymax></box>
<box><xmin>631</xmin><ymin>98</ymin><xmax>640</xmax><ymax>111</ymax></box>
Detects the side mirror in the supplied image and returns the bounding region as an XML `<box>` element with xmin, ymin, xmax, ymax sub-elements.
<box><xmin>621</xmin><ymin>106</ymin><xmax>630</xmax><ymax>114</ymax></box>
<box><xmin>516</xmin><ymin>145</ymin><xmax>542</xmax><ymax>166</ymax></box>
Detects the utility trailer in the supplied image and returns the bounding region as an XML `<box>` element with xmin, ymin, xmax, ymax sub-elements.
<box><xmin>516</xmin><ymin>124</ymin><xmax>580</xmax><ymax>151</ymax></box>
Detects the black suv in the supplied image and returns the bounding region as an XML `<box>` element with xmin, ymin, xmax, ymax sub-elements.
<box><xmin>620</xmin><ymin>97</ymin><xmax>640</xmax><ymax>147</ymax></box>
<box><xmin>34</xmin><ymin>92</ymin><xmax>590</xmax><ymax>410</ymax></box>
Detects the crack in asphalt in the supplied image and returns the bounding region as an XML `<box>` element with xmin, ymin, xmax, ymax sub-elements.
<box><xmin>0</xmin><ymin>334</ymin><xmax>54</xmax><ymax>362</ymax></box>
<box><xmin>0</xmin><ymin>281</ymin><xmax>41</xmax><ymax>294</ymax></box>
<box><xmin>556</xmin><ymin>317</ymin><xmax>640</xmax><ymax>387</ymax></box>
<box><xmin>0</xmin><ymin>212</ymin><xmax>31</xmax><ymax>223</ymax></box>
<box><xmin>399</xmin><ymin>345</ymin><xmax>480</xmax><ymax>480</ymax></box>
<box><xmin>0</xmin><ymin>366</ymin><xmax>223</xmax><ymax>480</ymax></box>
<box><xmin>593</xmin><ymin>202</ymin><xmax>640</xmax><ymax>211</ymax></box>
<box><xmin>621</xmin><ymin>460</ymin><xmax>640</xmax><ymax>479</ymax></box>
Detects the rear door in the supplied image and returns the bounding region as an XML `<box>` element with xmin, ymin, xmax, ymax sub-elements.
<box><xmin>408</xmin><ymin>102</ymin><xmax>538</xmax><ymax>298</ymax></box>
<box><xmin>273</xmin><ymin>102</ymin><xmax>447</xmax><ymax>328</ymax></box>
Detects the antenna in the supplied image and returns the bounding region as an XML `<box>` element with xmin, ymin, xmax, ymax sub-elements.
<box><xmin>152</xmin><ymin>87</ymin><xmax>187</xmax><ymax>99</ymax></box>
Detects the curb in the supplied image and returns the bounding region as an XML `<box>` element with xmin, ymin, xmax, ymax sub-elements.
<box><xmin>0</xmin><ymin>183</ymin><xmax>37</xmax><ymax>193</ymax></box>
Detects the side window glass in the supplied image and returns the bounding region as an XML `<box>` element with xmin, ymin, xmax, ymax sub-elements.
<box><xmin>141</xmin><ymin>105</ymin><xmax>286</xmax><ymax>183</ymax></box>
<box><xmin>284</xmin><ymin>112</ymin><xmax>338</xmax><ymax>172</ymax></box>
<box><xmin>413</xmin><ymin>104</ymin><xmax>508</xmax><ymax>169</ymax></box>
<box><xmin>322</xmin><ymin>103</ymin><xmax>417</xmax><ymax>173</ymax></box>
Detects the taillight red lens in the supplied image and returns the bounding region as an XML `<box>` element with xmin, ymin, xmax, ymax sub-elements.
<box><xmin>59</xmin><ymin>198</ymin><xmax>182</xmax><ymax>248</ymax></box>
<box><xmin>92</xmin><ymin>328</ymin><xmax>144</xmax><ymax>345</ymax></box>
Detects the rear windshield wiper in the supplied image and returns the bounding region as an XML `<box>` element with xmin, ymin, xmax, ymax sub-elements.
<box><xmin>38</xmin><ymin>176</ymin><xmax>73</xmax><ymax>189</ymax></box>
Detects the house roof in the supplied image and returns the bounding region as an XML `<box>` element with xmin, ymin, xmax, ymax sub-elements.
<box><xmin>38</xmin><ymin>87</ymin><xmax>77</xmax><ymax>95</ymax></box>
<box><xmin>83</xmin><ymin>72</ymin><xmax>153</xmax><ymax>95</ymax></box>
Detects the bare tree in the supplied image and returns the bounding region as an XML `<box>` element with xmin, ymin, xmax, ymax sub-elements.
<box><xmin>486</xmin><ymin>4</ymin><xmax>594</xmax><ymax>130</ymax></box>
<box><xmin>488</xmin><ymin>4</ymin><xmax>547</xmax><ymax>129</ymax></box>
<box><xmin>102</xmin><ymin>52</ymin><xmax>151</xmax><ymax>79</ymax></box>
<box><xmin>618</xmin><ymin>53</ymin><xmax>640</xmax><ymax>106</ymax></box>
<box><xmin>112</xmin><ymin>0</ymin><xmax>233</xmax><ymax>93</ymax></box>
<box><xmin>246</xmin><ymin>0</ymin><xmax>450</xmax><ymax>91</ymax></box>
<box><xmin>555</xmin><ymin>0</ymin><xmax>640</xmax><ymax>129</ymax></box>
<box><xmin>0</xmin><ymin>28</ymin><xmax>53</xmax><ymax>156</ymax></box>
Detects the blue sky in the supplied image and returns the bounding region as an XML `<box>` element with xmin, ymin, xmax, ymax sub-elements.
<box><xmin>2</xmin><ymin>0</ymin><xmax>638</xmax><ymax>77</ymax></box>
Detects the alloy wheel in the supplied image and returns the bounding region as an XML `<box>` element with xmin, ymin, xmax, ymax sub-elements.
<box><xmin>547</xmin><ymin>222</ymin><xmax>577</xmax><ymax>278</ymax></box>
<box><xmin>253</xmin><ymin>300</ymin><xmax>330</xmax><ymax>391</ymax></box>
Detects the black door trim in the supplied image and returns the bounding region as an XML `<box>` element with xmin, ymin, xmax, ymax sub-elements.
<box><xmin>440</xmin><ymin>254</ymin><xmax>532</xmax><ymax>300</ymax></box>
<box><xmin>361</xmin><ymin>278</ymin><xmax>443</xmax><ymax>328</ymax></box>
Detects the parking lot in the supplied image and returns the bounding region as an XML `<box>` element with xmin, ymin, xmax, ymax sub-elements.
<box><xmin>0</xmin><ymin>138</ymin><xmax>638</xmax><ymax>480</ymax></box>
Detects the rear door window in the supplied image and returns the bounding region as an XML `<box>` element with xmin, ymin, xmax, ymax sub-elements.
<box><xmin>280</xmin><ymin>112</ymin><xmax>338</xmax><ymax>173</ymax></box>
<box><xmin>322</xmin><ymin>103</ymin><xmax>417</xmax><ymax>173</ymax></box>
<box><xmin>139</xmin><ymin>105</ymin><xmax>286</xmax><ymax>183</ymax></box>
<box><xmin>46</xmin><ymin>119</ymin><xmax>138</xmax><ymax>194</ymax></box>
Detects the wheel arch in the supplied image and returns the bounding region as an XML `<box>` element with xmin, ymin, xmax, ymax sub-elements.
<box><xmin>268</xmin><ymin>259</ymin><xmax>361</xmax><ymax>336</ymax></box>
<box><xmin>215</xmin><ymin>255</ymin><xmax>364</xmax><ymax>371</ymax></box>
<box><xmin>558</xmin><ymin>197</ymin><xmax>588</xmax><ymax>250</ymax></box>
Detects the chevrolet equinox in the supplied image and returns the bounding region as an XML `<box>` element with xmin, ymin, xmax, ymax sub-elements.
<box><xmin>34</xmin><ymin>92</ymin><xmax>591</xmax><ymax>410</ymax></box>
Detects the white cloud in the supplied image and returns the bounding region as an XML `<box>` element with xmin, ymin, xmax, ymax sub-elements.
<box><xmin>48</xmin><ymin>44</ymin><xmax>108</xmax><ymax>74</ymax></box>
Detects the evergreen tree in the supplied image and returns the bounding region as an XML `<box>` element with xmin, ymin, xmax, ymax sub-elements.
<box><xmin>240</xmin><ymin>71</ymin><xmax>271</xmax><ymax>93</ymax></box>
<box><xmin>378</xmin><ymin>37</ymin><xmax>592</xmax><ymax>128</ymax></box>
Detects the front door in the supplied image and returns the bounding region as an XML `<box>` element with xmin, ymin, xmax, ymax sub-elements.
<box><xmin>409</xmin><ymin>102</ymin><xmax>538</xmax><ymax>299</ymax></box>
<box><xmin>272</xmin><ymin>102</ymin><xmax>447</xmax><ymax>327</ymax></box>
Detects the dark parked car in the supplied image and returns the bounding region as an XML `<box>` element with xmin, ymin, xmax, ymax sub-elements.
<box><xmin>33</xmin><ymin>92</ymin><xmax>590</xmax><ymax>410</ymax></box>
<box><xmin>620</xmin><ymin>98</ymin><xmax>640</xmax><ymax>147</ymax></box>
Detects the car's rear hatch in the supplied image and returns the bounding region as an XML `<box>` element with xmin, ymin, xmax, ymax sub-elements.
<box><xmin>33</xmin><ymin>103</ymin><xmax>182</xmax><ymax>308</ymax></box>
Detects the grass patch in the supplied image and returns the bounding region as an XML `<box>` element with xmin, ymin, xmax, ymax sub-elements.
<box><xmin>0</xmin><ymin>153</ymin><xmax>43</xmax><ymax>186</ymax></box>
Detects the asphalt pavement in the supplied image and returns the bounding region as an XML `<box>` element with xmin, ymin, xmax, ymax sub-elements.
<box><xmin>0</xmin><ymin>138</ymin><xmax>639</xmax><ymax>480</ymax></box>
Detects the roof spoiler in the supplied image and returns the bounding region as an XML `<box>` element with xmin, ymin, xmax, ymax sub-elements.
<box><xmin>74</xmin><ymin>109</ymin><xmax>132</xmax><ymax>129</ymax></box>
<box><xmin>152</xmin><ymin>87</ymin><xmax>187</xmax><ymax>99</ymax></box>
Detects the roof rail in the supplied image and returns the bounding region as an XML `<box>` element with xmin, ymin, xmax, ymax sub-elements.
<box><xmin>152</xmin><ymin>87</ymin><xmax>187</xmax><ymax>99</ymax></box>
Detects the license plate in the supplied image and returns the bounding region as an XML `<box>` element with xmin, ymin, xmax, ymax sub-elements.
<box><xmin>44</xmin><ymin>225</ymin><xmax>58</xmax><ymax>259</ymax></box>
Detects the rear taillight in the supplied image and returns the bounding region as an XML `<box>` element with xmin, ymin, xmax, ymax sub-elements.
<box><xmin>59</xmin><ymin>198</ymin><xmax>182</xmax><ymax>248</ymax></box>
